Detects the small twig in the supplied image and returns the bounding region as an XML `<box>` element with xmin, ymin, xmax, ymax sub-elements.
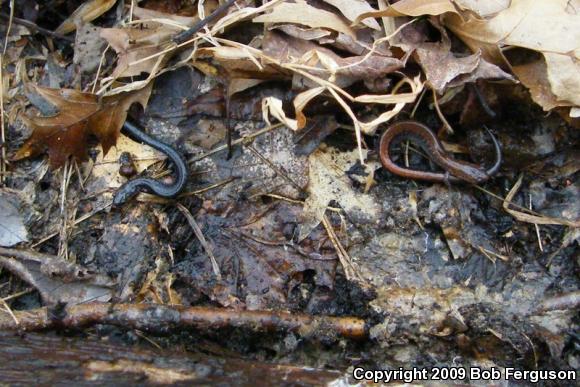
<box><xmin>0</xmin><ymin>3</ymin><xmax>10</xmax><ymax>185</ymax></box>
<box><xmin>321</xmin><ymin>214</ymin><xmax>361</xmax><ymax>281</ymax></box>
<box><xmin>2</xmin><ymin>288</ymin><xmax>33</xmax><ymax>302</ymax></box>
<box><xmin>502</xmin><ymin>175</ymin><xmax>580</xmax><ymax>227</ymax></box>
<box><xmin>0</xmin><ymin>56</ymin><xmax>6</xmax><ymax>186</ymax></box>
<box><xmin>2</xmin><ymin>1</ymin><xmax>15</xmax><ymax>53</ymax></box>
<box><xmin>0</xmin><ymin>13</ymin><xmax>74</xmax><ymax>42</ymax></box>
<box><xmin>535</xmin><ymin>291</ymin><xmax>580</xmax><ymax>313</ymax></box>
<box><xmin>0</xmin><ymin>303</ymin><xmax>368</xmax><ymax>340</ymax></box>
<box><xmin>90</xmin><ymin>44</ymin><xmax>110</xmax><ymax>94</ymax></box>
<box><xmin>172</xmin><ymin>0</ymin><xmax>238</xmax><ymax>45</ymax></box>
<box><xmin>477</xmin><ymin>245</ymin><xmax>508</xmax><ymax>262</ymax></box>
<box><xmin>432</xmin><ymin>88</ymin><xmax>454</xmax><ymax>134</ymax></box>
<box><xmin>410</xmin><ymin>86</ymin><xmax>427</xmax><ymax>118</ymax></box>
<box><xmin>176</xmin><ymin>203</ymin><xmax>221</xmax><ymax>280</ymax></box>
<box><xmin>245</xmin><ymin>144</ymin><xmax>304</xmax><ymax>192</ymax></box>
<box><xmin>529</xmin><ymin>194</ymin><xmax>544</xmax><ymax>252</ymax></box>
<box><xmin>474</xmin><ymin>184</ymin><xmax>558</xmax><ymax>219</ymax></box>
<box><xmin>188</xmin><ymin>123</ymin><xmax>283</xmax><ymax>164</ymax></box>
<box><xmin>0</xmin><ymin>297</ymin><xmax>18</xmax><ymax>326</ymax></box>
<box><xmin>470</xmin><ymin>83</ymin><xmax>496</xmax><ymax>118</ymax></box>
<box><xmin>32</xmin><ymin>202</ymin><xmax>112</xmax><ymax>247</ymax></box>
<box><xmin>180</xmin><ymin>177</ymin><xmax>237</xmax><ymax>197</ymax></box>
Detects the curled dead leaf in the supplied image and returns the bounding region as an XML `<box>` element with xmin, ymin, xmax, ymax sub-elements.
<box><xmin>253</xmin><ymin>1</ymin><xmax>356</xmax><ymax>38</ymax></box>
<box><xmin>55</xmin><ymin>0</ymin><xmax>118</xmax><ymax>35</ymax></box>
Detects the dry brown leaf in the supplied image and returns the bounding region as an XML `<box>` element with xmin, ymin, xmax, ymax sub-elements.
<box><xmin>100</xmin><ymin>7</ymin><xmax>196</xmax><ymax>78</ymax></box>
<box><xmin>15</xmin><ymin>83</ymin><xmax>152</xmax><ymax>168</ymax></box>
<box><xmin>323</xmin><ymin>0</ymin><xmax>381</xmax><ymax>30</ymax></box>
<box><xmin>100</xmin><ymin>27</ymin><xmax>173</xmax><ymax>78</ymax></box>
<box><xmin>55</xmin><ymin>0</ymin><xmax>118</xmax><ymax>34</ymax></box>
<box><xmin>415</xmin><ymin>44</ymin><xmax>479</xmax><ymax>92</ymax></box>
<box><xmin>416</xmin><ymin>45</ymin><xmax>514</xmax><ymax>92</ymax></box>
<box><xmin>443</xmin><ymin>0</ymin><xmax>580</xmax><ymax>109</ymax></box>
<box><xmin>262</xmin><ymin>31</ymin><xmax>403</xmax><ymax>88</ymax></box>
<box><xmin>253</xmin><ymin>1</ymin><xmax>355</xmax><ymax>37</ymax></box>
<box><xmin>269</xmin><ymin>24</ymin><xmax>332</xmax><ymax>41</ymax></box>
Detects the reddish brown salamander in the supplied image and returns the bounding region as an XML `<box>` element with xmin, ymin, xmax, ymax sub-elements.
<box><xmin>379</xmin><ymin>121</ymin><xmax>501</xmax><ymax>184</ymax></box>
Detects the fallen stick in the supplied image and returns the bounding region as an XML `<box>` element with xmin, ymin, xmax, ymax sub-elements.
<box><xmin>0</xmin><ymin>302</ymin><xmax>367</xmax><ymax>339</ymax></box>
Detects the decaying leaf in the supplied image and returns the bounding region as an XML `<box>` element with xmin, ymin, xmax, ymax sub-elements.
<box><xmin>0</xmin><ymin>190</ymin><xmax>29</xmax><ymax>247</ymax></box>
<box><xmin>0</xmin><ymin>252</ymin><xmax>113</xmax><ymax>305</ymax></box>
<box><xmin>55</xmin><ymin>0</ymin><xmax>118</xmax><ymax>35</ymax></box>
<box><xmin>300</xmin><ymin>147</ymin><xmax>381</xmax><ymax>240</ymax></box>
<box><xmin>74</xmin><ymin>23</ymin><xmax>108</xmax><ymax>74</ymax></box>
<box><xmin>15</xmin><ymin>83</ymin><xmax>153</xmax><ymax>168</ymax></box>
<box><xmin>86</xmin><ymin>132</ymin><xmax>164</xmax><ymax>206</ymax></box>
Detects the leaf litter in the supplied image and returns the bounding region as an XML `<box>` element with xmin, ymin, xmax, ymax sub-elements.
<box><xmin>0</xmin><ymin>0</ymin><xmax>578</xmax><ymax>382</ymax></box>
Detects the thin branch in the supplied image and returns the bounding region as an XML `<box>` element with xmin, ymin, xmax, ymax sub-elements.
<box><xmin>0</xmin><ymin>303</ymin><xmax>367</xmax><ymax>340</ymax></box>
<box><xmin>0</xmin><ymin>13</ymin><xmax>74</xmax><ymax>42</ymax></box>
<box><xmin>176</xmin><ymin>203</ymin><xmax>222</xmax><ymax>280</ymax></box>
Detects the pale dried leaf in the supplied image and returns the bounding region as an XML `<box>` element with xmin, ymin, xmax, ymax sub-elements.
<box><xmin>355</xmin><ymin>0</ymin><xmax>456</xmax><ymax>24</ymax></box>
<box><xmin>444</xmin><ymin>0</ymin><xmax>579</xmax><ymax>57</ymax></box>
<box><xmin>131</xmin><ymin>6</ymin><xmax>197</xmax><ymax>26</ymax></box>
<box><xmin>294</xmin><ymin>86</ymin><xmax>325</xmax><ymax>128</ymax></box>
<box><xmin>544</xmin><ymin>53</ymin><xmax>580</xmax><ymax>106</ymax></box>
<box><xmin>444</xmin><ymin>0</ymin><xmax>580</xmax><ymax>108</ymax></box>
<box><xmin>87</xmin><ymin>133</ymin><xmax>163</xmax><ymax>204</ymax></box>
<box><xmin>228</xmin><ymin>78</ymin><xmax>267</xmax><ymax>96</ymax></box>
<box><xmin>56</xmin><ymin>0</ymin><xmax>117</xmax><ymax>34</ymax></box>
<box><xmin>323</xmin><ymin>0</ymin><xmax>381</xmax><ymax>30</ymax></box>
<box><xmin>454</xmin><ymin>0</ymin><xmax>510</xmax><ymax>17</ymax></box>
<box><xmin>355</xmin><ymin>76</ymin><xmax>424</xmax><ymax>133</ymax></box>
<box><xmin>253</xmin><ymin>1</ymin><xmax>355</xmax><ymax>37</ymax></box>
<box><xmin>262</xmin><ymin>96</ymin><xmax>298</xmax><ymax>130</ymax></box>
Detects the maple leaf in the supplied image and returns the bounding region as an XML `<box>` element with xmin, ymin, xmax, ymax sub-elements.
<box><xmin>15</xmin><ymin>83</ymin><xmax>152</xmax><ymax>168</ymax></box>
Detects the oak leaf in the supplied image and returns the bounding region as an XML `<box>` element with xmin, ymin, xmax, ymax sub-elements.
<box><xmin>16</xmin><ymin>83</ymin><xmax>152</xmax><ymax>168</ymax></box>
